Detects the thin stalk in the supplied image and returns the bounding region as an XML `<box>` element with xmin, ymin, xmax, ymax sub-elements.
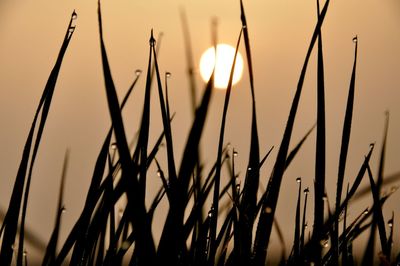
<box><xmin>312</xmin><ymin>0</ymin><xmax>326</xmax><ymax>263</ymax></box>
<box><xmin>209</xmin><ymin>29</ymin><xmax>243</xmax><ymax>265</ymax></box>
<box><xmin>253</xmin><ymin>1</ymin><xmax>331</xmax><ymax>264</ymax></box>
<box><xmin>334</xmin><ymin>35</ymin><xmax>358</xmax><ymax>266</ymax></box>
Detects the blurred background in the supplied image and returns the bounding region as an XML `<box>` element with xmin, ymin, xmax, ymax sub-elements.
<box><xmin>1</xmin><ymin>0</ymin><xmax>400</xmax><ymax>263</ymax></box>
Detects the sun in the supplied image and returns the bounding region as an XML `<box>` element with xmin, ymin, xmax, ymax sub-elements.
<box><xmin>199</xmin><ymin>44</ymin><xmax>244</xmax><ymax>89</ymax></box>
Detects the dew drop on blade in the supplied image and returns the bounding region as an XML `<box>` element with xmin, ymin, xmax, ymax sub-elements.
<box><xmin>111</xmin><ymin>142</ymin><xmax>117</xmax><ymax>150</ymax></box>
<box><xmin>388</xmin><ymin>219</ymin><xmax>393</xmax><ymax>228</ymax></box>
<box><xmin>320</xmin><ymin>239</ymin><xmax>329</xmax><ymax>248</ymax></box>
<box><xmin>264</xmin><ymin>206</ymin><xmax>272</xmax><ymax>214</ymax></box>
<box><xmin>369</xmin><ymin>143</ymin><xmax>375</xmax><ymax>148</ymax></box>
<box><xmin>72</xmin><ymin>10</ymin><xmax>78</xmax><ymax>20</ymax></box>
<box><xmin>121</xmin><ymin>241</ymin><xmax>130</xmax><ymax>250</ymax></box>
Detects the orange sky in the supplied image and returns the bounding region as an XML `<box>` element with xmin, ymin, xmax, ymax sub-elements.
<box><xmin>1</xmin><ymin>0</ymin><xmax>400</xmax><ymax>262</ymax></box>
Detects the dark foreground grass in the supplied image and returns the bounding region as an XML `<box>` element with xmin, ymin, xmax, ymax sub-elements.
<box><xmin>1</xmin><ymin>0</ymin><xmax>399</xmax><ymax>265</ymax></box>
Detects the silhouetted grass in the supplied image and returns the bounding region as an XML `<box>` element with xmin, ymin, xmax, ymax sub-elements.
<box><xmin>0</xmin><ymin>0</ymin><xmax>399</xmax><ymax>265</ymax></box>
<box><xmin>42</xmin><ymin>150</ymin><xmax>69</xmax><ymax>266</ymax></box>
<box><xmin>0</xmin><ymin>10</ymin><xmax>77</xmax><ymax>266</ymax></box>
<box><xmin>254</xmin><ymin>1</ymin><xmax>330</xmax><ymax>265</ymax></box>
<box><xmin>313</xmin><ymin>0</ymin><xmax>327</xmax><ymax>262</ymax></box>
<box><xmin>236</xmin><ymin>2</ymin><xmax>261</xmax><ymax>265</ymax></box>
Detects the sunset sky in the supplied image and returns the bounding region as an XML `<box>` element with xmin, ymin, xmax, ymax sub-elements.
<box><xmin>1</xmin><ymin>0</ymin><xmax>400</xmax><ymax>262</ymax></box>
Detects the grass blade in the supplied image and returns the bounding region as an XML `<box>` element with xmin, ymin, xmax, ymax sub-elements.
<box><xmin>147</xmin><ymin>186</ymin><xmax>167</xmax><ymax>223</ymax></box>
<box><xmin>239</xmin><ymin>0</ymin><xmax>260</xmax><ymax>254</ymax></box>
<box><xmin>333</xmin><ymin>35</ymin><xmax>358</xmax><ymax>265</ymax></box>
<box><xmin>254</xmin><ymin>125</ymin><xmax>315</xmax><ymax>237</ymax></box>
<box><xmin>387</xmin><ymin>212</ymin><xmax>394</xmax><ymax>261</ymax></box>
<box><xmin>42</xmin><ymin>150</ymin><xmax>69</xmax><ymax>266</ymax></box>
<box><xmin>215</xmin><ymin>208</ymin><xmax>234</xmax><ymax>251</ymax></box>
<box><xmin>312</xmin><ymin>1</ymin><xmax>327</xmax><ymax>262</ymax></box>
<box><xmin>193</xmin><ymin>213</ymin><xmax>212</xmax><ymax>266</ymax></box>
<box><xmin>0</xmin><ymin>11</ymin><xmax>76</xmax><ymax>266</ymax></box>
<box><xmin>217</xmin><ymin>220</ymin><xmax>234</xmax><ymax>266</ymax></box>
<box><xmin>291</xmin><ymin>177</ymin><xmax>302</xmax><ymax>263</ymax></box>
<box><xmin>146</xmin><ymin>114</ymin><xmax>175</xmax><ymax>170</ymax></box>
<box><xmin>342</xmin><ymin>184</ymin><xmax>350</xmax><ymax>266</ymax></box>
<box><xmin>120</xmin><ymin>70</ymin><xmax>142</xmax><ymax>109</ymax></box>
<box><xmin>333</xmin><ymin>144</ymin><xmax>375</xmax><ymax>223</ymax></box>
<box><xmin>377</xmin><ymin>111</ymin><xmax>389</xmax><ymax>192</ymax></box>
<box><xmin>360</xmin><ymin>113</ymin><xmax>389</xmax><ymax>265</ymax></box>
<box><xmin>133</xmin><ymin>30</ymin><xmax>154</xmax><ymax>204</ymax></box>
<box><xmin>238</xmin><ymin>4</ymin><xmax>261</xmax><ymax>263</ymax></box>
<box><xmin>324</xmin><ymin>187</ymin><xmax>396</xmax><ymax>266</ymax></box>
<box><xmin>240</xmin><ymin>0</ymin><xmax>255</xmax><ymax>99</ymax></box>
<box><xmin>59</xmin><ymin>77</ymin><xmax>143</xmax><ymax>261</ymax></box>
<box><xmin>300</xmin><ymin>187</ymin><xmax>309</xmax><ymax>258</ymax></box>
<box><xmin>18</xmin><ymin>13</ymin><xmax>77</xmax><ymax>263</ymax></box>
<box><xmin>238</xmin><ymin>2</ymin><xmax>262</xmax><ymax>258</ymax></box>
<box><xmin>336</xmin><ymin>36</ymin><xmax>358</xmax><ymax>208</ymax></box>
<box><xmin>366</xmin><ymin>164</ymin><xmax>389</xmax><ymax>259</ymax></box>
<box><xmin>183</xmin><ymin>150</ymin><xmax>229</xmax><ymax>241</ymax></box>
<box><xmin>253</xmin><ymin>2</ymin><xmax>331</xmax><ymax>262</ymax></box>
<box><xmin>157</xmin><ymin>43</ymin><xmax>215</xmax><ymax>266</ymax></box>
<box><xmin>361</xmin><ymin>213</ymin><xmax>375</xmax><ymax>264</ymax></box>
<box><xmin>180</xmin><ymin>8</ymin><xmax>203</xmax><ymax>215</ymax></box>
<box><xmin>97</xmin><ymin>0</ymin><xmax>133</xmax><ymax>183</ymax></box>
<box><xmin>353</xmin><ymin>171</ymin><xmax>400</xmax><ymax>200</ymax></box>
<box><xmin>154</xmin><ymin>159</ymin><xmax>171</xmax><ymax>201</ymax></box>
<box><xmin>55</xmin><ymin>130</ymin><xmax>112</xmax><ymax>265</ymax></box>
<box><xmin>209</xmin><ymin>28</ymin><xmax>242</xmax><ymax>265</ymax></box>
<box><xmin>105</xmin><ymin>171</ymin><xmax>116</xmax><ymax>262</ymax></box>
<box><xmin>152</xmin><ymin>38</ymin><xmax>178</xmax><ymax>188</ymax></box>
<box><xmin>303</xmin><ymin>144</ymin><xmax>374</xmax><ymax>262</ymax></box>
<box><xmin>348</xmin><ymin>191</ymin><xmax>395</xmax><ymax>244</ymax></box>
<box><xmin>259</xmin><ymin>146</ymin><xmax>274</xmax><ymax>169</ymax></box>
<box><xmin>286</xmin><ymin>123</ymin><xmax>316</xmax><ymax>170</ymax></box>
<box><xmin>0</xmin><ymin>115</ymin><xmax>35</xmax><ymax>265</ymax></box>
<box><xmin>98</xmin><ymin>2</ymin><xmax>156</xmax><ymax>264</ymax></box>
<box><xmin>180</xmin><ymin>8</ymin><xmax>197</xmax><ymax>115</ymax></box>
<box><xmin>273</xmin><ymin>217</ymin><xmax>287</xmax><ymax>265</ymax></box>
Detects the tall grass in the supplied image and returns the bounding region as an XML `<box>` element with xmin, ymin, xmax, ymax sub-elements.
<box><xmin>0</xmin><ymin>0</ymin><xmax>399</xmax><ymax>265</ymax></box>
<box><xmin>0</xmin><ymin>11</ymin><xmax>77</xmax><ymax>266</ymax></box>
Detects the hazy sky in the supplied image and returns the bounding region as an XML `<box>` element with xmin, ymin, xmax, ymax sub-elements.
<box><xmin>1</xmin><ymin>0</ymin><xmax>400</xmax><ymax>262</ymax></box>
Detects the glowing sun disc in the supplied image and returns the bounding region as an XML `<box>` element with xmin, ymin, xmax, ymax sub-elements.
<box><xmin>199</xmin><ymin>44</ymin><xmax>244</xmax><ymax>89</ymax></box>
